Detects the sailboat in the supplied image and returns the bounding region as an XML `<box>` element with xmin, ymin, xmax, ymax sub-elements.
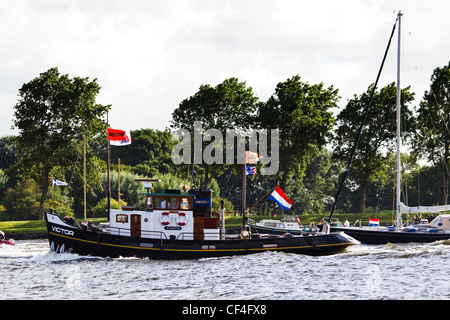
<box><xmin>329</xmin><ymin>12</ymin><xmax>450</xmax><ymax>244</ymax></box>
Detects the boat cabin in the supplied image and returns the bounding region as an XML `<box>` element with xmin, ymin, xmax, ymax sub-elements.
<box><xmin>109</xmin><ymin>187</ymin><xmax>220</xmax><ymax>241</ymax></box>
<box><xmin>252</xmin><ymin>215</ymin><xmax>302</xmax><ymax>231</ymax></box>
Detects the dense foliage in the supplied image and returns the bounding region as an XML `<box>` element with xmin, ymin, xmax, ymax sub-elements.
<box><xmin>0</xmin><ymin>63</ymin><xmax>449</xmax><ymax>221</ymax></box>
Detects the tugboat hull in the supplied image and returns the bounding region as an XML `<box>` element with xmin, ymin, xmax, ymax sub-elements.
<box><xmin>46</xmin><ymin>212</ymin><xmax>358</xmax><ymax>259</ymax></box>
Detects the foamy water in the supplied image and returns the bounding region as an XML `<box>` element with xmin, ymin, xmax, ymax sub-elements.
<box><xmin>1</xmin><ymin>239</ymin><xmax>449</xmax><ymax>300</ymax></box>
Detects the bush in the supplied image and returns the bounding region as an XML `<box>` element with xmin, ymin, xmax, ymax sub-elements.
<box><xmin>2</xmin><ymin>180</ymin><xmax>41</xmax><ymax>220</ymax></box>
<box><xmin>92</xmin><ymin>197</ymin><xmax>127</xmax><ymax>218</ymax></box>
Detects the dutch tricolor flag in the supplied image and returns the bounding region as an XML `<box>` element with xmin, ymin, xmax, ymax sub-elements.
<box><xmin>369</xmin><ymin>218</ymin><xmax>379</xmax><ymax>226</ymax></box>
<box><xmin>268</xmin><ymin>186</ymin><xmax>293</xmax><ymax>210</ymax></box>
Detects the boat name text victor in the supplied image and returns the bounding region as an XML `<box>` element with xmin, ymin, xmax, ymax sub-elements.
<box><xmin>51</xmin><ymin>226</ymin><xmax>75</xmax><ymax>236</ymax></box>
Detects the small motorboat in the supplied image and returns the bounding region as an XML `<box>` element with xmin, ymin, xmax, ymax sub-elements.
<box><xmin>249</xmin><ymin>216</ymin><xmax>315</xmax><ymax>235</ymax></box>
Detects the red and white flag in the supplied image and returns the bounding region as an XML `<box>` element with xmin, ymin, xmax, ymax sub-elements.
<box><xmin>107</xmin><ymin>128</ymin><xmax>131</xmax><ymax>146</ymax></box>
<box><xmin>369</xmin><ymin>218</ymin><xmax>379</xmax><ymax>226</ymax></box>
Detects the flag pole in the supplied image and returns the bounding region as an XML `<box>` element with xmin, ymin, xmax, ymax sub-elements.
<box><xmin>118</xmin><ymin>158</ymin><xmax>121</xmax><ymax>210</ymax></box>
<box><xmin>242</xmin><ymin>129</ymin><xmax>247</xmax><ymax>229</ymax></box>
<box><xmin>83</xmin><ymin>136</ymin><xmax>87</xmax><ymax>222</ymax></box>
<box><xmin>242</xmin><ymin>157</ymin><xmax>246</xmax><ymax>229</ymax></box>
<box><xmin>106</xmin><ymin>109</ymin><xmax>111</xmax><ymax>221</ymax></box>
<box><xmin>51</xmin><ymin>177</ymin><xmax>54</xmax><ymax>209</ymax></box>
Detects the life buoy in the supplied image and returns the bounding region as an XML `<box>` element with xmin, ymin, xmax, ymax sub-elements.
<box><xmin>240</xmin><ymin>230</ymin><xmax>250</xmax><ymax>239</ymax></box>
<box><xmin>160</xmin><ymin>212</ymin><xmax>171</xmax><ymax>226</ymax></box>
<box><xmin>176</xmin><ymin>212</ymin><xmax>188</xmax><ymax>226</ymax></box>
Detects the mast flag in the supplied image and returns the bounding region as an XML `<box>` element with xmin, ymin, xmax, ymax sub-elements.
<box><xmin>246</xmin><ymin>166</ymin><xmax>257</xmax><ymax>175</ymax></box>
<box><xmin>245</xmin><ymin>151</ymin><xmax>260</xmax><ymax>164</ymax></box>
<box><xmin>52</xmin><ymin>178</ymin><xmax>68</xmax><ymax>186</ymax></box>
<box><xmin>107</xmin><ymin>128</ymin><xmax>131</xmax><ymax>146</ymax></box>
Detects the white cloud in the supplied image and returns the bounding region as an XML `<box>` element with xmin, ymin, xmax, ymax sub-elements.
<box><xmin>1</xmin><ymin>0</ymin><xmax>449</xmax><ymax>137</ymax></box>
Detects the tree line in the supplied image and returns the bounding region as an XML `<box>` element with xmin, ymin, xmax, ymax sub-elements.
<box><xmin>0</xmin><ymin>63</ymin><xmax>448</xmax><ymax>221</ymax></box>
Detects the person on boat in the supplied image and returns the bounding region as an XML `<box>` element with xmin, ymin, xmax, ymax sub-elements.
<box><xmin>0</xmin><ymin>230</ymin><xmax>5</xmax><ymax>241</ymax></box>
<box><xmin>308</xmin><ymin>222</ymin><xmax>319</xmax><ymax>232</ymax></box>
<box><xmin>87</xmin><ymin>220</ymin><xmax>97</xmax><ymax>232</ymax></box>
<box><xmin>343</xmin><ymin>218</ymin><xmax>350</xmax><ymax>227</ymax></box>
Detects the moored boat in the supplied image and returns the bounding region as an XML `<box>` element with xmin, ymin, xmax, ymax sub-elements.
<box><xmin>45</xmin><ymin>186</ymin><xmax>359</xmax><ymax>259</ymax></box>
<box><xmin>329</xmin><ymin>215</ymin><xmax>450</xmax><ymax>244</ymax></box>
<box><xmin>249</xmin><ymin>215</ymin><xmax>316</xmax><ymax>235</ymax></box>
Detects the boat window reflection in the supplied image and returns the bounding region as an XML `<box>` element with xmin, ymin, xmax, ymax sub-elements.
<box><xmin>168</xmin><ymin>197</ymin><xmax>178</xmax><ymax>209</ymax></box>
<box><xmin>146</xmin><ymin>197</ymin><xmax>153</xmax><ymax>210</ymax></box>
<box><xmin>155</xmin><ymin>197</ymin><xmax>166</xmax><ymax>209</ymax></box>
<box><xmin>116</xmin><ymin>214</ymin><xmax>128</xmax><ymax>223</ymax></box>
<box><xmin>180</xmin><ymin>198</ymin><xmax>190</xmax><ymax>209</ymax></box>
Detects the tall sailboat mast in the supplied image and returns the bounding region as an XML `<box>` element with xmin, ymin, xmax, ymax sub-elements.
<box><xmin>395</xmin><ymin>11</ymin><xmax>403</xmax><ymax>227</ymax></box>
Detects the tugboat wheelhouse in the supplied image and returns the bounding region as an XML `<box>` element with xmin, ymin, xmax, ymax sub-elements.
<box><xmin>108</xmin><ymin>188</ymin><xmax>220</xmax><ymax>241</ymax></box>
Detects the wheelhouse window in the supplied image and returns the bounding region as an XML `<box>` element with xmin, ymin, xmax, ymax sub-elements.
<box><xmin>153</xmin><ymin>196</ymin><xmax>193</xmax><ymax>210</ymax></box>
<box><xmin>116</xmin><ymin>214</ymin><xmax>128</xmax><ymax>223</ymax></box>
<box><xmin>168</xmin><ymin>197</ymin><xmax>178</xmax><ymax>209</ymax></box>
<box><xmin>155</xmin><ymin>197</ymin><xmax>166</xmax><ymax>209</ymax></box>
<box><xmin>263</xmin><ymin>222</ymin><xmax>275</xmax><ymax>227</ymax></box>
<box><xmin>145</xmin><ymin>196</ymin><xmax>153</xmax><ymax>210</ymax></box>
<box><xmin>180</xmin><ymin>198</ymin><xmax>190</xmax><ymax>210</ymax></box>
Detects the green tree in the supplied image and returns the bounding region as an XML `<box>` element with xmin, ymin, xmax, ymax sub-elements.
<box><xmin>258</xmin><ymin>75</ymin><xmax>338</xmax><ymax>193</ymax></box>
<box><xmin>172</xmin><ymin>77</ymin><xmax>258</xmax><ymax>131</ymax></box>
<box><xmin>92</xmin><ymin>197</ymin><xmax>126</xmax><ymax>218</ymax></box>
<box><xmin>413</xmin><ymin>61</ymin><xmax>450</xmax><ymax>205</ymax></box>
<box><xmin>2</xmin><ymin>180</ymin><xmax>41</xmax><ymax>220</ymax></box>
<box><xmin>100</xmin><ymin>170</ymin><xmax>149</xmax><ymax>211</ymax></box>
<box><xmin>171</xmin><ymin>78</ymin><xmax>259</xmax><ymax>187</ymax></box>
<box><xmin>288</xmin><ymin>147</ymin><xmax>340</xmax><ymax>215</ymax></box>
<box><xmin>0</xmin><ymin>136</ymin><xmax>17</xmax><ymax>170</ymax></box>
<box><xmin>12</xmin><ymin>67</ymin><xmax>109</xmax><ymax>219</ymax></box>
<box><xmin>109</xmin><ymin>129</ymin><xmax>176</xmax><ymax>168</ymax></box>
<box><xmin>334</xmin><ymin>82</ymin><xmax>415</xmax><ymax>213</ymax></box>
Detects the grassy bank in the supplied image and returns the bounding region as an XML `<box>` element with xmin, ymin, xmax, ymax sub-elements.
<box><xmin>0</xmin><ymin>218</ymin><xmax>108</xmax><ymax>240</ymax></box>
<box><xmin>0</xmin><ymin>212</ymin><xmax>397</xmax><ymax>240</ymax></box>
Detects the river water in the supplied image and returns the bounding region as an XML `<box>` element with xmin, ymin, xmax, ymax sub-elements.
<box><xmin>1</xmin><ymin>239</ymin><xmax>449</xmax><ymax>300</ymax></box>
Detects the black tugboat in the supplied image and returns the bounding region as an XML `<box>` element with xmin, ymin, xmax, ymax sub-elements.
<box><xmin>46</xmin><ymin>185</ymin><xmax>358</xmax><ymax>259</ymax></box>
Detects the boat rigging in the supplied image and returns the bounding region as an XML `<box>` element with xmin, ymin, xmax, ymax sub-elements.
<box><xmin>328</xmin><ymin>11</ymin><xmax>450</xmax><ymax>244</ymax></box>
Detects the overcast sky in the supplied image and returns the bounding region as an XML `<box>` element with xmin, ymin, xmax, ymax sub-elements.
<box><xmin>1</xmin><ymin>0</ymin><xmax>449</xmax><ymax>137</ymax></box>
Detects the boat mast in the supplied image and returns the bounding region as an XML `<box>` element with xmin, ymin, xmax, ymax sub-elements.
<box><xmin>395</xmin><ymin>11</ymin><xmax>403</xmax><ymax>228</ymax></box>
<box><xmin>328</xmin><ymin>14</ymin><xmax>398</xmax><ymax>222</ymax></box>
<box><xmin>242</xmin><ymin>148</ymin><xmax>247</xmax><ymax>229</ymax></box>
